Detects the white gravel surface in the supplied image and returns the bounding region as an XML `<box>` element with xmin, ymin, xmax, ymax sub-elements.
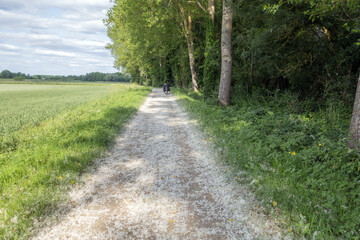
<box><xmin>33</xmin><ymin>88</ymin><xmax>284</xmax><ymax>239</ymax></box>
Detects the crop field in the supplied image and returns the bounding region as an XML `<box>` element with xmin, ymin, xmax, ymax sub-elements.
<box><xmin>0</xmin><ymin>83</ymin><xmax>120</xmax><ymax>153</ymax></box>
<box><xmin>0</xmin><ymin>83</ymin><xmax>151</xmax><ymax>238</ymax></box>
<box><xmin>0</xmin><ymin>84</ymin><xmax>114</xmax><ymax>135</ymax></box>
<box><xmin>0</xmin><ymin>84</ymin><xmax>116</xmax><ymax>136</ymax></box>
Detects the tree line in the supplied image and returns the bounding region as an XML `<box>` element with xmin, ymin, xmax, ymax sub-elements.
<box><xmin>105</xmin><ymin>0</ymin><xmax>360</xmax><ymax>148</ymax></box>
<box><xmin>0</xmin><ymin>70</ymin><xmax>131</xmax><ymax>82</ymax></box>
<box><xmin>0</xmin><ymin>70</ymin><xmax>31</xmax><ymax>81</ymax></box>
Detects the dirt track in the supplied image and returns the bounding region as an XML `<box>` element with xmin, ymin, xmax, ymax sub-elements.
<box><xmin>33</xmin><ymin>88</ymin><xmax>283</xmax><ymax>239</ymax></box>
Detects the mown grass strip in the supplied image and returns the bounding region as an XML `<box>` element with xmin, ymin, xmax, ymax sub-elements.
<box><xmin>175</xmin><ymin>89</ymin><xmax>360</xmax><ymax>239</ymax></box>
<box><xmin>0</xmin><ymin>84</ymin><xmax>151</xmax><ymax>239</ymax></box>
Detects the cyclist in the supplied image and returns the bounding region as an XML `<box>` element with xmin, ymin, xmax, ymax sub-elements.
<box><xmin>163</xmin><ymin>83</ymin><xmax>170</xmax><ymax>94</ymax></box>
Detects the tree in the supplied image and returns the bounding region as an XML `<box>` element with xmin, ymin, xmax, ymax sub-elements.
<box><xmin>0</xmin><ymin>70</ymin><xmax>12</xmax><ymax>79</ymax></box>
<box><xmin>13</xmin><ymin>75</ymin><xmax>25</xmax><ymax>81</ymax></box>
<box><xmin>203</xmin><ymin>0</ymin><xmax>221</xmax><ymax>98</ymax></box>
<box><xmin>294</xmin><ymin>0</ymin><xmax>360</xmax><ymax>149</ymax></box>
<box><xmin>282</xmin><ymin>0</ymin><xmax>360</xmax><ymax>149</ymax></box>
<box><xmin>208</xmin><ymin>0</ymin><xmax>215</xmax><ymax>32</ymax></box>
<box><xmin>167</xmin><ymin>0</ymin><xmax>208</xmax><ymax>92</ymax></box>
<box><xmin>106</xmin><ymin>0</ymin><xmax>207</xmax><ymax>89</ymax></box>
<box><xmin>349</xmin><ymin>74</ymin><xmax>360</xmax><ymax>149</ymax></box>
<box><xmin>218</xmin><ymin>0</ymin><xmax>233</xmax><ymax>106</ymax></box>
<box><xmin>181</xmin><ymin>4</ymin><xmax>199</xmax><ymax>92</ymax></box>
<box><xmin>83</xmin><ymin>72</ymin><xmax>106</xmax><ymax>82</ymax></box>
<box><xmin>106</xmin><ymin>0</ymin><xmax>181</xmax><ymax>86</ymax></box>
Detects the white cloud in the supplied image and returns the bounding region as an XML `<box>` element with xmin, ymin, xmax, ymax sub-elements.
<box><xmin>27</xmin><ymin>34</ymin><xmax>60</xmax><ymax>40</ymax></box>
<box><xmin>0</xmin><ymin>0</ymin><xmax>111</xmax><ymax>12</ymax></box>
<box><xmin>71</xmin><ymin>39</ymin><xmax>105</xmax><ymax>48</ymax></box>
<box><xmin>0</xmin><ymin>51</ymin><xmax>21</xmax><ymax>56</ymax></box>
<box><xmin>0</xmin><ymin>0</ymin><xmax>115</xmax><ymax>75</ymax></box>
<box><xmin>34</xmin><ymin>49</ymin><xmax>77</xmax><ymax>57</ymax></box>
<box><xmin>0</xmin><ymin>9</ymin><xmax>107</xmax><ymax>34</ymax></box>
<box><xmin>0</xmin><ymin>43</ymin><xmax>20</xmax><ymax>50</ymax></box>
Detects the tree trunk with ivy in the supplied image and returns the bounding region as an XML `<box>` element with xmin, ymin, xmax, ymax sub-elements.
<box><xmin>349</xmin><ymin>74</ymin><xmax>360</xmax><ymax>149</ymax></box>
<box><xmin>218</xmin><ymin>0</ymin><xmax>233</xmax><ymax>106</ymax></box>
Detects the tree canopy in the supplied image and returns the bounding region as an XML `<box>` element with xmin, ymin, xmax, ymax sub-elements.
<box><xmin>106</xmin><ymin>0</ymin><xmax>359</xmax><ymax>103</ymax></box>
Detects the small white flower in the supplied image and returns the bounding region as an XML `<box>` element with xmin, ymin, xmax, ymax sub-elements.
<box><xmin>10</xmin><ymin>216</ymin><xmax>18</xmax><ymax>224</ymax></box>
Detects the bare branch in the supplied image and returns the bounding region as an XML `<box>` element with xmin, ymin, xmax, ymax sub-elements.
<box><xmin>185</xmin><ymin>0</ymin><xmax>207</xmax><ymax>12</ymax></box>
<box><xmin>195</xmin><ymin>0</ymin><xmax>207</xmax><ymax>12</ymax></box>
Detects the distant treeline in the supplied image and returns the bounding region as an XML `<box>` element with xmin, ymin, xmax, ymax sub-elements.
<box><xmin>0</xmin><ymin>70</ymin><xmax>131</xmax><ymax>82</ymax></box>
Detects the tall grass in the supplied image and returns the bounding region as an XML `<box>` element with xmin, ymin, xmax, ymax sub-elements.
<box><xmin>175</xmin><ymin>89</ymin><xmax>360</xmax><ymax>239</ymax></box>
<box><xmin>0</xmin><ymin>84</ymin><xmax>151</xmax><ymax>239</ymax></box>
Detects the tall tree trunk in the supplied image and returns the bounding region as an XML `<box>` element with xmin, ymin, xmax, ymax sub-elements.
<box><xmin>179</xmin><ymin>5</ymin><xmax>199</xmax><ymax>92</ymax></box>
<box><xmin>185</xmin><ymin>23</ymin><xmax>199</xmax><ymax>92</ymax></box>
<box><xmin>203</xmin><ymin>0</ymin><xmax>217</xmax><ymax>98</ymax></box>
<box><xmin>348</xmin><ymin>74</ymin><xmax>360</xmax><ymax>149</ymax></box>
<box><xmin>218</xmin><ymin>0</ymin><xmax>233</xmax><ymax>106</ymax></box>
<box><xmin>208</xmin><ymin>0</ymin><xmax>215</xmax><ymax>32</ymax></box>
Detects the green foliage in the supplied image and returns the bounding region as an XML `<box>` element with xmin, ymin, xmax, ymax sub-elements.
<box><xmin>105</xmin><ymin>0</ymin><xmax>178</xmax><ymax>85</ymax></box>
<box><xmin>232</xmin><ymin>0</ymin><xmax>360</xmax><ymax>99</ymax></box>
<box><xmin>203</xmin><ymin>15</ymin><xmax>221</xmax><ymax>98</ymax></box>
<box><xmin>105</xmin><ymin>0</ymin><xmax>359</xmax><ymax>101</ymax></box>
<box><xmin>0</xmin><ymin>70</ymin><xmax>29</xmax><ymax>80</ymax></box>
<box><xmin>13</xmin><ymin>76</ymin><xmax>25</xmax><ymax>81</ymax></box>
<box><xmin>170</xmin><ymin>45</ymin><xmax>192</xmax><ymax>88</ymax></box>
<box><xmin>105</xmin><ymin>0</ymin><xmax>208</xmax><ymax>88</ymax></box>
<box><xmin>175</xmin><ymin>89</ymin><xmax>360</xmax><ymax>239</ymax></box>
<box><xmin>0</xmin><ymin>83</ymin><xmax>151</xmax><ymax>239</ymax></box>
<box><xmin>82</xmin><ymin>72</ymin><xmax>106</xmax><ymax>81</ymax></box>
<box><xmin>104</xmin><ymin>72</ymin><xmax>131</xmax><ymax>82</ymax></box>
<box><xmin>0</xmin><ymin>70</ymin><xmax>12</xmax><ymax>78</ymax></box>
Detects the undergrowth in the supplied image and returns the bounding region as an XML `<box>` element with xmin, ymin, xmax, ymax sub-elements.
<box><xmin>0</xmin><ymin>84</ymin><xmax>151</xmax><ymax>239</ymax></box>
<box><xmin>175</xmin><ymin>89</ymin><xmax>360</xmax><ymax>239</ymax></box>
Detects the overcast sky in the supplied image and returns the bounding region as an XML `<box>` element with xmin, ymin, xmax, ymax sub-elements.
<box><xmin>0</xmin><ymin>0</ymin><xmax>117</xmax><ymax>76</ymax></box>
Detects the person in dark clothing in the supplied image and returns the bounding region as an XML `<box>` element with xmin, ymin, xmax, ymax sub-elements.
<box><xmin>163</xmin><ymin>83</ymin><xmax>170</xmax><ymax>94</ymax></box>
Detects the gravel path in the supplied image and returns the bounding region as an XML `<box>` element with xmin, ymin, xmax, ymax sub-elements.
<box><xmin>33</xmin><ymin>88</ymin><xmax>283</xmax><ymax>239</ymax></box>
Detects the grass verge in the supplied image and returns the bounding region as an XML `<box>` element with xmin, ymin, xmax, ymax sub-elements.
<box><xmin>0</xmin><ymin>84</ymin><xmax>151</xmax><ymax>239</ymax></box>
<box><xmin>174</xmin><ymin>89</ymin><xmax>360</xmax><ymax>239</ymax></box>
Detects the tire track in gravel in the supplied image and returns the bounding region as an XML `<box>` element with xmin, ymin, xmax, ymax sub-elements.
<box><xmin>33</xmin><ymin>88</ymin><xmax>284</xmax><ymax>240</ymax></box>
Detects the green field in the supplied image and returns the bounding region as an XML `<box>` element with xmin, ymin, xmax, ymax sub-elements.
<box><xmin>0</xmin><ymin>83</ymin><xmax>151</xmax><ymax>239</ymax></box>
<box><xmin>0</xmin><ymin>83</ymin><xmax>122</xmax><ymax>154</ymax></box>
<box><xmin>0</xmin><ymin>84</ymin><xmax>115</xmax><ymax>135</ymax></box>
